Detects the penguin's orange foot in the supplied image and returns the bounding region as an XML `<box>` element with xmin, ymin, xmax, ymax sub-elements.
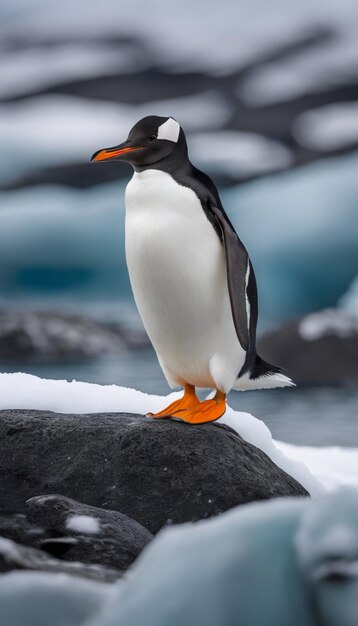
<box><xmin>171</xmin><ymin>391</ymin><xmax>226</xmax><ymax>424</ymax></box>
<box><xmin>147</xmin><ymin>384</ymin><xmax>199</xmax><ymax>419</ymax></box>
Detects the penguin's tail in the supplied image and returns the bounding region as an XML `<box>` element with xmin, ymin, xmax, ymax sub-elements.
<box><xmin>235</xmin><ymin>355</ymin><xmax>295</xmax><ymax>390</ymax></box>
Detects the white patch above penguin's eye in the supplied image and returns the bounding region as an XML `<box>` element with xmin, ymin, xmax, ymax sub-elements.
<box><xmin>157</xmin><ymin>117</ymin><xmax>180</xmax><ymax>143</ymax></box>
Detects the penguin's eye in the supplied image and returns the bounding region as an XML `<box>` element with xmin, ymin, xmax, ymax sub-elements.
<box><xmin>148</xmin><ymin>135</ymin><xmax>156</xmax><ymax>141</ymax></box>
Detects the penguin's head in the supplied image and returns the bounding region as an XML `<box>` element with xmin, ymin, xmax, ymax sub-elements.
<box><xmin>91</xmin><ymin>116</ymin><xmax>185</xmax><ymax>169</ymax></box>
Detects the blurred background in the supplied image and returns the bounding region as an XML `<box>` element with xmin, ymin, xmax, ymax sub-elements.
<box><xmin>0</xmin><ymin>0</ymin><xmax>357</xmax><ymax>445</ymax></box>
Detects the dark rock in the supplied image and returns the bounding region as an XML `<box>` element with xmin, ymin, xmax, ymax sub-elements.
<box><xmin>258</xmin><ymin>309</ymin><xmax>358</xmax><ymax>385</ymax></box>
<box><xmin>0</xmin><ymin>411</ymin><xmax>307</xmax><ymax>533</ymax></box>
<box><xmin>0</xmin><ymin>310</ymin><xmax>149</xmax><ymax>361</ymax></box>
<box><xmin>26</xmin><ymin>494</ymin><xmax>153</xmax><ymax>570</ymax></box>
<box><xmin>0</xmin><ymin>535</ymin><xmax>121</xmax><ymax>582</ymax></box>
<box><xmin>0</xmin><ymin>513</ymin><xmax>50</xmax><ymax>548</ymax></box>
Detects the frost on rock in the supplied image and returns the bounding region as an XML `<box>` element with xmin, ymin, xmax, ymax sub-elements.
<box><xmin>66</xmin><ymin>515</ymin><xmax>100</xmax><ymax>535</ymax></box>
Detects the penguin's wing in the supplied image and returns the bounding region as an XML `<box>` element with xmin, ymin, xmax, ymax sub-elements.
<box><xmin>209</xmin><ymin>201</ymin><xmax>250</xmax><ymax>352</ymax></box>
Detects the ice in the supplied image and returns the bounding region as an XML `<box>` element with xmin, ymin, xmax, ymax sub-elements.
<box><xmin>340</xmin><ymin>276</ymin><xmax>358</xmax><ymax>316</ymax></box>
<box><xmin>93</xmin><ymin>489</ymin><xmax>358</xmax><ymax>626</ymax></box>
<box><xmin>0</xmin><ymin>372</ymin><xmax>323</xmax><ymax>494</ymax></box>
<box><xmin>92</xmin><ymin>497</ymin><xmax>310</xmax><ymax>626</ymax></box>
<box><xmin>0</xmin><ymin>571</ymin><xmax>111</xmax><ymax>626</ymax></box>
<box><xmin>66</xmin><ymin>515</ymin><xmax>100</xmax><ymax>535</ymax></box>
<box><xmin>296</xmin><ymin>489</ymin><xmax>358</xmax><ymax>573</ymax></box>
<box><xmin>298</xmin><ymin>308</ymin><xmax>358</xmax><ymax>341</ymax></box>
<box><xmin>1</xmin><ymin>488</ymin><xmax>357</xmax><ymax>626</ymax></box>
<box><xmin>222</xmin><ymin>151</ymin><xmax>358</xmax><ymax>322</ymax></box>
<box><xmin>294</xmin><ymin>488</ymin><xmax>358</xmax><ymax>626</ymax></box>
<box><xmin>0</xmin><ymin>182</ymin><xmax>127</xmax><ymax>299</ymax></box>
<box><xmin>0</xmin><ymin>151</ymin><xmax>357</xmax><ymax>321</ymax></box>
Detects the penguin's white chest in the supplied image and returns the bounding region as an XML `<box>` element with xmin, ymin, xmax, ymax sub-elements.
<box><xmin>125</xmin><ymin>169</ymin><xmax>244</xmax><ymax>391</ymax></box>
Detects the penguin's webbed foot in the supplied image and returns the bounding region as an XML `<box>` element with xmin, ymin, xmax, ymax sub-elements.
<box><xmin>147</xmin><ymin>383</ymin><xmax>200</xmax><ymax>419</ymax></box>
<box><xmin>170</xmin><ymin>391</ymin><xmax>226</xmax><ymax>424</ymax></box>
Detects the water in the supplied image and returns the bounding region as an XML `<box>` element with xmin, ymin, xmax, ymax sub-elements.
<box><xmin>2</xmin><ymin>348</ymin><xmax>357</xmax><ymax>448</ymax></box>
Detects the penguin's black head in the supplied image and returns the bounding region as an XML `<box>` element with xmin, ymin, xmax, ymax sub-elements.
<box><xmin>91</xmin><ymin>116</ymin><xmax>186</xmax><ymax>170</ymax></box>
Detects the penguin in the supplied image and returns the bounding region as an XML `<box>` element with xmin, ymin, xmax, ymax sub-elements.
<box><xmin>91</xmin><ymin>116</ymin><xmax>294</xmax><ymax>424</ymax></box>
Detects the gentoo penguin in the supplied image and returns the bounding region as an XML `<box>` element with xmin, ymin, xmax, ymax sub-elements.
<box><xmin>91</xmin><ymin>116</ymin><xmax>294</xmax><ymax>423</ymax></box>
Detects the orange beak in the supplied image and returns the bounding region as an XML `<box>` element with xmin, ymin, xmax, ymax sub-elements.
<box><xmin>91</xmin><ymin>145</ymin><xmax>144</xmax><ymax>162</ymax></box>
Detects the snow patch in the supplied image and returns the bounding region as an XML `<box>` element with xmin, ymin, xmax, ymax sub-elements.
<box><xmin>221</xmin><ymin>408</ymin><xmax>320</xmax><ymax>495</ymax></box>
<box><xmin>277</xmin><ymin>442</ymin><xmax>358</xmax><ymax>491</ymax></box>
<box><xmin>298</xmin><ymin>308</ymin><xmax>358</xmax><ymax>341</ymax></box>
<box><xmin>66</xmin><ymin>515</ymin><xmax>100</xmax><ymax>535</ymax></box>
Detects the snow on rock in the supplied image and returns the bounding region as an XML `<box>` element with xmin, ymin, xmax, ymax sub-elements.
<box><xmin>66</xmin><ymin>515</ymin><xmax>100</xmax><ymax>535</ymax></box>
<box><xmin>0</xmin><ymin>411</ymin><xmax>308</xmax><ymax>534</ymax></box>
<box><xmin>220</xmin><ymin>408</ymin><xmax>322</xmax><ymax>497</ymax></box>
<box><xmin>298</xmin><ymin>308</ymin><xmax>358</xmax><ymax>341</ymax></box>
<box><xmin>0</xmin><ymin>373</ymin><xmax>321</xmax><ymax>496</ymax></box>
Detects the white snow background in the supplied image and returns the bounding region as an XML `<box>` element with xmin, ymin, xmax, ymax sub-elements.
<box><xmin>0</xmin><ymin>372</ymin><xmax>357</xmax><ymax>495</ymax></box>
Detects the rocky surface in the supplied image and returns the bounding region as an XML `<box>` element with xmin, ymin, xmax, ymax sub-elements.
<box><xmin>0</xmin><ymin>536</ymin><xmax>121</xmax><ymax>582</ymax></box>
<box><xmin>0</xmin><ymin>311</ymin><xmax>148</xmax><ymax>361</ymax></box>
<box><xmin>258</xmin><ymin>309</ymin><xmax>358</xmax><ymax>385</ymax></box>
<box><xmin>0</xmin><ymin>494</ymin><xmax>152</xmax><ymax>579</ymax></box>
<box><xmin>26</xmin><ymin>494</ymin><xmax>152</xmax><ymax>570</ymax></box>
<box><xmin>0</xmin><ymin>411</ymin><xmax>307</xmax><ymax>534</ymax></box>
